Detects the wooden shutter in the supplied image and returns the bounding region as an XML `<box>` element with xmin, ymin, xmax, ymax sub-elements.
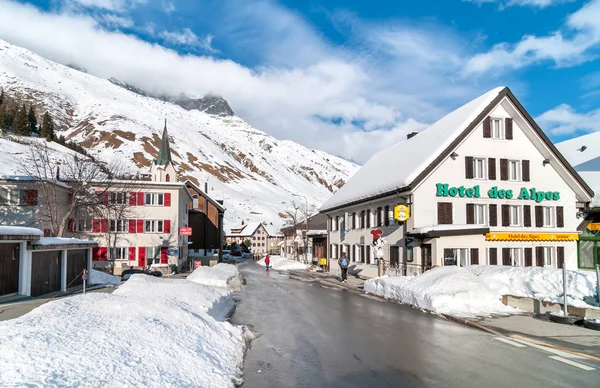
<box><xmin>164</xmin><ymin>193</ymin><xmax>171</xmax><ymax>206</ymax></box>
<box><xmin>99</xmin><ymin>247</ymin><xmax>108</xmax><ymax>261</ymax></box>
<box><xmin>129</xmin><ymin>192</ymin><xmax>137</xmax><ymax>206</ymax></box>
<box><xmin>465</xmin><ymin>156</ymin><xmax>474</xmax><ymax>179</ymax></box>
<box><xmin>377</xmin><ymin>207</ymin><xmax>382</xmax><ymax>226</ymax></box>
<box><xmin>522</xmin><ymin>160</ymin><xmax>530</xmax><ymax>182</ymax></box>
<box><xmin>466</xmin><ymin>203</ymin><xmax>475</xmax><ymax>224</ymax></box>
<box><xmin>502</xmin><ymin>248</ymin><xmax>511</xmax><ymax>266</ymax></box>
<box><xmin>489</xmin><ymin>204</ymin><xmax>497</xmax><ymax>227</ymax></box>
<box><xmin>535</xmin><ymin>206</ymin><xmax>543</xmax><ymax>227</ymax></box>
<box><xmin>366</xmin><ymin>212</ymin><xmax>371</xmax><ymax>228</ymax></box>
<box><xmin>138</xmin><ymin>247</ymin><xmax>146</xmax><ymax>267</ymax></box>
<box><xmin>557</xmin><ymin>247</ymin><xmax>565</xmax><ymax>269</ymax></box>
<box><xmin>128</xmin><ymin>247</ymin><xmax>136</xmax><ymax>262</ymax></box>
<box><xmin>505</xmin><ymin>118</ymin><xmax>513</xmax><ymax>140</ymax></box>
<box><xmin>160</xmin><ymin>247</ymin><xmax>168</xmax><ymax>264</ymax></box>
<box><xmin>92</xmin><ymin>219</ymin><xmax>101</xmax><ymax>233</ymax></box>
<box><xmin>489</xmin><ymin>248</ymin><xmax>497</xmax><ymax>265</ymax></box>
<box><xmin>26</xmin><ymin>189</ymin><xmax>38</xmax><ymax>205</ymax></box>
<box><xmin>524</xmin><ymin>205</ymin><xmax>531</xmax><ymax>227</ymax></box>
<box><xmin>525</xmin><ymin>248</ymin><xmax>533</xmax><ymax>266</ymax></box>
<box><xmin>137</xmin><ymin>219</ymin><xmax>144</xmax><ymax>233</ymax></box>
<box><xmin>483</xmin><ymin>117</ymin><xmax>491</xmax><ymax>138</ymax></box>
<box><xmin>488</xmin><ymin>158</ymin><xmax>496</xmax><ymax>180</ymax></box>
<box><xmin>384</xmin><ymin>206</ymin><xmax>390</xmax><ymax>226</ymax></box>
<box><xmin>471</xmin><ymin>248</ymin><xmax>479</xmax><ymax>265</ymax></box>
<box><xmin>137</xmin><ymin>192</ymin><xmax>144</xmax><ymax>205</ymax></box>
<box><xmin>536</xmin><ymin>247</ymin><xmax>544</xmax><ymax>267</ymax></box>
<box><xmin>501</xmin><ymin>205</ymin><xmax>510</xmax><ymax>227</ymax></box>
<box><xmin>129</xmin><ymin>220</ymin><xmax>136</xmax><ymax>233</ymax></box>
<box><xmin>500</xmin><ymin>159</ymin><xmax>508</xmax><ymax>181</ymax></box>
<box><xmin>438</xmin><ymin>203</ymin><xmax>452</xmax><ymax>225</ymax></box>
<box><xmin>556</xmin><ymin>207</ymin><xmax>564</xmax><ymax>228</ymax></box>
<box><xmin>164</xmin><ymin>220</ymin><xmax>171</xmax><ymax>234</ymax></box>
<box><xmin>92</xmin><ymin>247</ymin><xmax>100</xmax><ymax>261</ymax></box>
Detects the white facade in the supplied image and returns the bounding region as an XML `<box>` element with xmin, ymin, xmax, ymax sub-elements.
<box><xmin>226</xmin><ymin>223</ymin><xmax>270</xmax><ymax>254</ymax></box>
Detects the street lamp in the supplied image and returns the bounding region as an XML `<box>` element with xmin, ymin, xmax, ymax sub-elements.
<box><xmin>292</xmin><ymin>193</ymin><xmax>309</xmax><ymax>265</ymax></box>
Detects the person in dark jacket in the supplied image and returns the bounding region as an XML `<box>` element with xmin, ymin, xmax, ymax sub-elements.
<box><xmin>338</xmin><ymin>252</ymin><xmax>349</xmax><ymax>283</ymax></box>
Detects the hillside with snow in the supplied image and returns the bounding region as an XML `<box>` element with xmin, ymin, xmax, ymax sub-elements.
<box><xmin>556</xmin><ymin>133</ymin><xmax>600</xmax><ymax>208</ymax></box>
<box><xmin>0</xmin><ymin>39</ymin><xmax>359</xmax><ymax>228</ymax></box>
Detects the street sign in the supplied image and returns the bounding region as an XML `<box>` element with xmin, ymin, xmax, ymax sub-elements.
<box><xmin>588</xmin><ymin>223</ymin><xmax>600</xmax><ymax>231</ymax></box>
<box><xmin>82</xmin><ymin>273</ymin><xmax>88</xmax><ymax>281</ymax></box>
<box><xmin>394</xmin><ymin>204</ymin><xmax>410</xmax><ymax>222</ymax></box>
<box><xmin>179</xmin><ymin>227</ymin><xmax>192</xmax><ymax>236</ymax></box>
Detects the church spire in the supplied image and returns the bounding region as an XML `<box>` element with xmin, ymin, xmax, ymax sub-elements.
<box><xmin>155</xmin><ymin>118</ymin><xmax>172</xmax><ymax>166</ymax></box>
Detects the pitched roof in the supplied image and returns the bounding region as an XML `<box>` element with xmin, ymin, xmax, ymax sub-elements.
<box><xmin>578</xmin><ymin>172</ymin><xmax>600</xmax><ymax>208</ymax></box>
<box><xmin>227</xmin><ymin>222</ymin><xmax>263</xmax><ymax>237</ymax></box>
<box><xmin>184</xmin><ymin>180</ymin><xmax>225</xmax><ymax>212</ymax></box>
<box><xmin>155</xmin><ymin>119</ymin><xmax>172</xmax><ymax>166</ymax></box>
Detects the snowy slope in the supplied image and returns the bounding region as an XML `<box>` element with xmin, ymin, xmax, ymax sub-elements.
<box><xmin>0</xmin><ymin>39</ymin><xmax>359</xmax><ymax>228</ymax></box>
<box><xmin>556</xmin><ymin>134</ymin><xmax>600</xmax><ymax>207</ymax></box>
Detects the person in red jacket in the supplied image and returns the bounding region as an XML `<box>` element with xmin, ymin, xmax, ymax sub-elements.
<box><xmin>265</xmin><ymin>254</ymin><xmax>271</xmax><ymax>271</ymax></box>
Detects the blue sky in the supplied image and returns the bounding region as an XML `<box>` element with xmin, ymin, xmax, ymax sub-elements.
<box><xmin>1</xmin><ymin>0</ymin><xmax>600</xmax><ymax>162</ymax></box>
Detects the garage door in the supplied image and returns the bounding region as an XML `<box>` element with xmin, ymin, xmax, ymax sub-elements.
<box><xmin>31</xmin><ymin>251</ymin><xmax>62</xmax><ymax>297</ymax></box>
<box><xmin>0</xmin><ymin>243</ymin><xmax>20</xmax><ymax>296</ymax></box>
<box><xmin>67</xmin><ymin>249</ymin><xmax>87</xmax><ymax>288</ymax></box>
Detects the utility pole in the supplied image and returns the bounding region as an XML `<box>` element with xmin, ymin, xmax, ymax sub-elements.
<box><xmin>293</xmin><ymin>193</ymin><xmax>309</xmax><ymax>265</ymax></box>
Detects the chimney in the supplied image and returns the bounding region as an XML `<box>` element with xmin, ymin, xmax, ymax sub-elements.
<box><xmin>205</xmin><ymin>181</ymin><xmax>208</xmax><ymax>192</ymax></box>
<box><xmin>407</xmin><ymin>132</ymin><xmax>419</xmax><ymax>140</ymax></box>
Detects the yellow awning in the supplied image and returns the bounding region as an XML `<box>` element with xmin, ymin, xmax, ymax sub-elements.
<box><xmin>485</xmin><ymin>232</ymin><xmax>579</xmax><ymax>241</ymax></box>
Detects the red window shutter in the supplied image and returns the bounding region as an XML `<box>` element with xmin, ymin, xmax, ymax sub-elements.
<box><xmin>465</xmin><ymin>156</ymin><xmax>474</xmax><ymax>179</ymax></box>
<box><xmin>160</xmin><ymin>247</ymin><xmax>168</xmax><ymax>264</ymax></box>
<box><xmin>129</xmin><ymin>192</ymin><xmax>137</xmax><ymax>206</ymax></box>
<box><xmin>129</xmin><ymin>219</ymin><xmax>137</xmax><ymax>233</ymax></box>
<box><xmin>100</xmin><ymin>247</ymin><xmax>108</xmax><ymax>261</ymax></box>
<box><xmin>92</xmin><ymin>219</ymin><xmax>101</xmax><ymax>233</ymax></box>
<box><xmin>137</xmin><ymin>219</ymin><xmax>144</xmax><ymax>233</ymax></box>
<box><xmin>128</xmin><ymin>247</ymin><xmax>136</xmax><ymax>262</ymax></box>
<box><xmin>138</xmin><ymin>192</ymin><xmax>145</xmax><ymax>205</ymax></box>
<box><xmin>92</xmin><ymin>247</ymin><xmax>100</xmax><ymax>261</ymax></box>
<box><xmin>164</xmin><ymin>193</ymin><xmax>171</xmax><ymax>207</ymax></box>
<box><xmin>67</xmin><ymin>219</ymin><xmax>74</xmax><ymax>233</ymax></box>
<box><xmin>26</xmin><ymin>189</ymin><xmax>38</xmax><ymax>205</ymax></box>
<box><xmin>138</xmin><ymin>247</ymin><xmax>146</xmax><ymax>267</ymax></box>
<box><xmin>100</xmin><ymin>219</ymin><xmax>108</xmax><ymax>233</ymax></box>
<box><xmin>164</xmin><ymin>220</ymin><xmax>171</xmax><ymax>234</ymax></box>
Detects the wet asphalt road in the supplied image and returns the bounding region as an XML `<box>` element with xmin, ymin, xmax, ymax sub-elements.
<box><xmin>232</xmin><ymin>262</ymin><xmax>600</xmax><ymax>388</ymax></box>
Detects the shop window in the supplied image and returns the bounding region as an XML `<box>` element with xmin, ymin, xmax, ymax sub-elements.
<box><xmin>509</xmin><ymin>205</ymin><xmax>522</xmax><ymax>227</ymax></box>
<box><xmin>491</xmin><ymin>118</ymin><xmax>504</xmax><ymax>139</ymax></box>
<box><xmin>473</xmin><ymin>158</ymin><xmax>487</xmax><ymax>179</ymax></box>
<box><xmin>543</xmin><ymin>207</ymin><xmax>555</xmax><ymax>227</ymax></box>
<box><xmin>508</xmin><ymin>160</ymin><xmax>521</xmax><ymax>181</ymax></box>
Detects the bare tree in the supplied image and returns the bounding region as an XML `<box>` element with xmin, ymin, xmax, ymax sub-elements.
<box><xmin>284</xmin><ymin>200</ymin><xmax>300</xmax><ymax>260</ymax></box>
<box><xmin>299</xmin><ymin>202</ymin><xmax>317</xmax><ymax>265</ymax></box>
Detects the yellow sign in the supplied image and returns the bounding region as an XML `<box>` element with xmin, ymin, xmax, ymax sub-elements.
<box><xmin>588</xmin><ymin>223</ymin><xmax>600</xmax><ymax>231</ymax></box>
<box><xmin>319</xmin><ymin>257</ymin><xmax>327</xmax><ymax>266</ymax></box>
<box><xmin>486</xmin><ymin>232</ymin><xmax>579</xmax><ymax>241</ymax></box>
<box><xmin>394</xmin><ymin>204</ymin><xmax>410</xmax><ymax>222</ymax></box>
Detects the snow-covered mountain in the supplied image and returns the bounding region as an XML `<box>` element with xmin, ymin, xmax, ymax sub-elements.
<box><xmin>556</xmin><ymin>132</ymin><xmax>600</xmax><ymax>172</ymax></box>
<box><xmin>0</xmin><ymin>39</ymin><xmax>359</xmax><ymax>229</ymax></box>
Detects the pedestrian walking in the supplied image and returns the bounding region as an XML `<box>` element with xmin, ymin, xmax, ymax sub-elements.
<box><xmin>265</xmin><ymin>254</ymin><xmax>271</xmax><ymax>271</ymax></box>
<box><xmin>338</xmin><ymin>252</ymin><xmax>349</xmax><ymax>283</ymax></box>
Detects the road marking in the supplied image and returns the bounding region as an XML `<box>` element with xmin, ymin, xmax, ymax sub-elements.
<box><xmin>495</xmin><ymin>337</ymin><xmax>527</xmax><ymax>348</ymax></box>
<box><xmin>511</xmin><ymin>338</ymin><xmax>586</xmax><ymax>360</ymax></box>
<box><xmin>548</xmin><ymin>356</ymin><xmax>596</xmax><ymax>371</ymax></box>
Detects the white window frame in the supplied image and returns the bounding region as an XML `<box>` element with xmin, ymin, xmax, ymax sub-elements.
<box><xmin>473</xmin><ymin>158</ymin><xmax>487</xmax><ymax>180</ymax></box>
<box><xmin>508</xmin><ymin>160</ymin><xmax>521</xmax><ymax>181</ymax></box>
<box><xmin>145</xmin><ymin>193</ymin><xmax>164</xmax><ymax>206</ymax></box>
<box><xmin>145</xmin><ymin>220</ymin><xmax>164</xmax><ymax>233</ymax></box>
<box><xmin>510</xmin><ymin>248</ymin><xmax>522</xmax><ymax>266</ymax></box>
<box><xmin>491</xmin><ymin>118</ymin><xmax>504</xmax><ymax>139</ymax></box>
<box><xmin>455</xmin><ymin>248</ymin><xmax>470</xmax><ymax>267</ymax></box>
<box><xmin>474</xmin><ymin>204</ymin><xmax>486</xmax><ymax>225</ymax></box>
<box><xmin>146</xmin><ymin>246</ymin><xmax>160</xmax><ymax>266</ymax></box>
<box><xmin>109</xmin><ymin>219</ymin><xmax>129</xmax><ymax>233</ymax></box>
<box><xmin>543</xmin><ymin>206</ymin><xmax>555</xmax><ymax>228</ymax></box>
<box><xmin>0</xmin><ymin>189</ymin><xmax>28</xmax><ymax>206</ymax></box>
<box><xmin>543</xmin><ymin>247</ymin><xmax>554</xmax><ymax>267</ymax></box>
<box><xmin>509</xmin><ymin>205</ymin><xmax>522</xmax><ymax>227</ymax></box>
<box><xmin>110</xmin><ymin>192</ymin><xmax>128</xmax><ymax>205</ymax></box>
<box><xmin>109</xmin><ymin>247</ymin><xmax>128</xmax><ymax>261</ymax></box>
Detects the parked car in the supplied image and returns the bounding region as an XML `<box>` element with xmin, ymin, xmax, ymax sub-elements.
<box><xmin>230</xmin><ymin>250</ymin><xmax>242</xmax><ymax>257</ymax></box>
<box><xmin>241</xmin><ymin>252</ymin><xmax>252</xmax><ymax>259</ymax></box>
<box><xmin>121</xmin><ymin>269</ymin><xmax>163</xmax><ymax>280</ymax></box>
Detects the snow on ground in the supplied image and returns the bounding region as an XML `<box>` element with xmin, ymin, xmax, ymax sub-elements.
<box><xmin>88</xmin><ymin>268</ymin><xmax>121</xmax><ymax>286</ymax></box>
<box><xmin>187</xmin><ymin>263</ymin><xmax>241</xmax><ymax>289</ymax></box>
<box><xmin>257</xmin><ymin>255</ymin><xmax>309</xmax><ymax>271</ymax></box>
<box><xmin>365</xmin><ymin>265</ymin><xmax>600</xmax><ymax>318</ymax></box>
<box><xmin>0</xmin><ymin>275</ymin><xmax>246</xmax><ymax>387</ymax></box>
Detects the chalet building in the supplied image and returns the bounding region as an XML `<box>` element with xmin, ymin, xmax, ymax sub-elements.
<box><xmin>321</xmin><ymin>87</ymin><xmax>594</xmax><ymax>278</ymax></box>
<box><xmin>185</xmin><ymin>180</ymin><xmax>225</xmax><ymax>259</ymax></box>
<box><xmin>280</xmin><ymin>213</ymin><xmax>328</xmax><ymax>264</ymax></box>
<box><xmin>226</xmin><ymin>222</ymin><xmax>270</xmax><ymax>255</ymax></box>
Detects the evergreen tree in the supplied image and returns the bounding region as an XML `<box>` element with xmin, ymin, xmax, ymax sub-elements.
<box><xmin>58</xmin><ymin>134</ymin><xmax>66</xmax><ymax>144</ymax></box>
<box><xmin>0</xmin><ymin>90</ymin><xmax>4</xmax><ymax>106</ymax></box>
<box><xmin>27</xmin><ymin>105</ymin><xmax>38</xmax><ymax>134</ymax></box>
<box><xmin>40</xmin><ymin>111</ymin><xmax>55</xmax><ymax>140</ymax></box>
<box><xmin>12</xmin><ymin>104</ymin><xmax>28</xmax><ymax>136</ymax></box>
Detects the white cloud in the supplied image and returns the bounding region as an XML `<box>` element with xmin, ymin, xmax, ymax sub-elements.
<box><xmin>465</xmin><ymin>0</ymin><xmax>600</xmax><ymax>75</ymax></box>
<box><xmin>158</xmin><ymin>28</ymin><xmax>216</xmax><ymax>52</ymax></box>
<box><xmin>162</xmin><ymin>1</ymin><xmax>175</xmax><ymax>14</ymax></box>
<box><xmin>64</xmin><ymin>0</ymin><xmax>147</xmax><ymax>13</ymax></box>
<box><xmin>464</xmin><ymin>0</ymin><xmax>573</xmax><ymax>8</ymax></box>
<box><xmin>537</xmin><ymin>104</ymin><xmax>600</xmax><ymax>135</ymax></box>
<box><xmin>98</xmin><ymin>13</ymin><xmax>134</xmax><ymax>28</ymax></box>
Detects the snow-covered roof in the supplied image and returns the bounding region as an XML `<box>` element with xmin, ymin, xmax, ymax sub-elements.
<box><xmin>0</xmin><ymin>226</ymin><xmax>43</xmax><ymax>238</ymax></box>
<box><xmin>30</xmin><ymin>237</ymin><xmax>97</xmax><ymax>247</ymax></box>
<box><xmin>185</xmin><ymin>180</ymin><xmax>225</xmax><ymax>212</ymax></box>
<box><xmin>227</xmin><ymin>222</ymin><xmax>263</xmax><ymax>237</ymax></box>
<box><xmin>409</xmin><ymin>225</ymin><xmax>488</xmax><ymax>234</ymax></box>
<box><xmin>306</xmin><ymin>230</ymin><xmax>327</xmax><ymax>236</ymax></box>
<box><xmin>556</xmin><ymin>137</ymin><xmax>600</xmax><ymax>208</ymax></box>
<box><xmin>0</xmin><ymin>175</ymin><xmax>72</xmax><ymax>189</ymax></box>
<box><xmin>578</xmin><ymin>172</ymin><xmax>600</xmax><ymax>208</ymax></box>
<box><xmin>321</xmin><ymin>87</ymin><xmax>506</xmax><ymax>211</ymax></box>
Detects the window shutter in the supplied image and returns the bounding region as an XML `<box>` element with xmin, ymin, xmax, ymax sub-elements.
<box><xmin>129</xmin><ymin>220</ymin><xmax>137</xmax><ymax>233</ymax></box>
<box><xmin>160</xmin><ymin>247</ymin><xmax>168</xmax><ymax>264</ymax></box>
<box><xmin>465</xmin><ymin>156</ymin><xmax>474</xmax><ymax>179</ymax></box>
<box><xmin>522</xmin><ymin>160</ymin><xmax>530</xmax><ymax>182</ymax></box>
<box><xmin>500</xmin><ymin>159</ymin><xmax>508</xmax><ymax>181</ymax></box>
<box><xmin>384</xmin><ymin>206</ymin><xmax>390</xmax><ymax>226</ymax></box>
<box><xmin>557</xmin><ymin>247</ymin><xmax>565</xmax><ymax>269</ymax></box>
<box><xmin>138</xmin><ymin>247</ymin><xmax>146</xmax><ymax>267</ymax></box>
<box><xmin>488</xmin><ymin>158</ymin><xmax>496</xmax><ymax>180</ymax></box>
<box><xmin>535</xmin><ymin>206</ymin><xmax>543</xmax><ymax>227</ymax></box>
<box><xmin>101</xmin><ymin>220</ymin><xmax>108</xmax><ymax>233</ymax></box>
<box><xmin>377</xmin><ymin>207</ymin><xmax>382</xmax><ymax>226</ymax></box>
<box><xmin>137</xmin><ymin>192</ymin><xmax>145</xmax><ymax>205</ymax></box>
<box><xmin>524</xmin><ymin>205</ymin><xmax>531</xmax><ymax>227</ymax></box>
<box><xmin>524</xmin><ymin>248</ymin><xmax>533</xmax><ymax>266</ymax></box>
<box><xmin>128</xmin><ymin>247</ymin><xmax>136</xmax><ymax>262</ymax></box>
<box><xmin>438</xmin><ymin>203</ymin><xmax>452</xmax><ymax>225</ymax></box>
<box><xmin>556</xmin><ymin>207</ymin><xmax>564</xmax><ymax>228</ymax></box>
<box><xmin>137</xmin><ymin>219</ymin><xmax>144</xmax><ymax>233</ymax></box>
<box><xmin>536</xmin><ymin>247</ymin><xmax>544</xmax><ymax>267</ymax></box>
<box><xmin>67</xmin><ymin>219</ymin><xmax>74</xmax><ymax>233</ymax></box>
<box><xmin>99</xmin><ymin>247</ymin><xmax>108</xmax><ymax>261</ymax></box>
<box><xmin>129</xmin><ymin>192</ymin><xmax>137</xmax><ymax>206</ymax></box>
<box><xmin>164</xmin><ymin>193</ymin><xmax>171</xmax><ymax>207</ymax></box>
<box><xmin>483</xmin><ymin>117</ymin><xmax>491</xmax><ymax>138</ymax></box>
<box><xmin>505</xmin><ymin>118</ymin><xmax>513</xmax><ymax>140</ymax></box>
<box><xmin>470</xmin><ymin>248</ymin><xmax>479</xmax><ymax>265</ymax></box>
<box><xmin>466</xmin><ymin>203</ymin><xmax>475</xmax><ymax>224</ymax></box>
<box><xmin>489</xmin><ymin>204</ymin><xmax>497</xmax><ymax>227</ymax></box>
<box><xmin>92</xmin><ymin>247</ymin><xmax>100</xmax><ymax>261</ymax></box>
<box><xmin>92</xmin><ymin>219</ymin><xmax>101</xmax><ymax>233</ymax></box>
<box><xmin>502</xmin><ymin>248</ymin><xmax>511</xmax><ymax>266</ymax></box>
<box><xmin>352</xmin><ymin>213</ymin><xmax>356</xmax><ymax>229</ymax></box>
<box><xmin>26</xmin><ymin>189</ymin><xmax>38</xmax><ymax>205</ymax></box>
<box><xmin>164</xmin><ymin>220</ymin><xmax>171</xmax><ymax>234</ymax></box>
<box><xmin>489</xmin><ymin>248</ymin><xmax>497</xmax><ymax>265</ymax></box>
<box><xmin>501</xmin><ymin>205</ymin><xmax>510</xmax><ymax>227</ymax></box>
<box><xmin>367</xmin><ymin>211</ymin><xmax>371</xmax><ymax>228</ymax></box>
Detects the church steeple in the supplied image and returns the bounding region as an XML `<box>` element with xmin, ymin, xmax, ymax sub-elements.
<box><xmin>156</xmin><ymin>118</ymin><xmax>172</xmax><ymax>166</ymax></box>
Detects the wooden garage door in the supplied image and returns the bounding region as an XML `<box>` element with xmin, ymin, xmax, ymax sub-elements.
<box><xmin>0</xmin><ymin>243</ymin><xmax>20</xmax><ymax>296</ymax></box>
<box><xmin>31</xmin><ymin>251</ymin><xmax>62</xmax><ymax>297</ymax></box>
<box><xmin>67</xmin><ymin>249</ymin><xmax>87</xmax><ymax>288</ymax></box>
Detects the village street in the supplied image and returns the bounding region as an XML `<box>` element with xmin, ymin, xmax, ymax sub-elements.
<box><xmin>232</xmin><ymin>262</ymin><xmax>600</xmax><ymax>388</ymax></box>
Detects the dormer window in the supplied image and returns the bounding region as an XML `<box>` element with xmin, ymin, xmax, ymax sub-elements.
<box><xmin>166</xmin><ymin>174</ymin><xmax>170</xmax><ymax>182</ymax></box>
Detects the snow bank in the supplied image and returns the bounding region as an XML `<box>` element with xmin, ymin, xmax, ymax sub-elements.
<box><xmin>365</xmin><ymin>267</ymin><xmax>517</xmax><ymax>318</ymax></box>
<box><xmin>0</xmin><ymin>225</ymin><xmax>43</xmax><ymax>236</ymax></box>
<box><xmin>88</xmin><ymin>268</ymin><xmax>121</xmax><ymax>285</ymax></box>
<box><xmin>0</xmin><ymin>275</ymin><xmax>245</xmax><ymax>387</ymax></box>
<box><xmin>257</xmin><ymin>255</ymin><xmax>308</xmax><ymax>271</ymax></box>
<box><xmin>187</xmin><ymin>263</ymin><xmax>240</xmax><ymax>289</ymax></box>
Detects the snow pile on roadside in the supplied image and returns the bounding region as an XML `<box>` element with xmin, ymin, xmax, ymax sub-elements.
<box><xmin>257</xmin><ymin>255</ymin><xmax>308</xmax><ymax>271</ymax></box>
<box><xmin>187</xmin><ymin>263</ymin><xmax>241</xmax><ymax>289</ymax></box>
<box><xmin>0</xmin><ymin>275</ymin><xmax>246</xmax><ymax>387</ymax></box>
<box><xmin>365</xmin><ymin>266</ymin><xmax>518</xmax><ymax>318</ymax></box>
<box><xmin>88</xmin><ymin>268</ymin><xmax>121</xmax><ymax>285</ymax></box>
